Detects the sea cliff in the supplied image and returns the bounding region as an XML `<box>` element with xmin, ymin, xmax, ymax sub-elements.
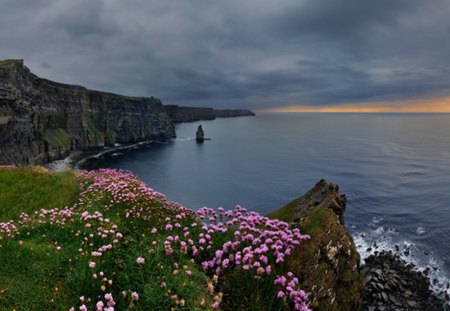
<box><xmin>0</xmin><ymin>60</ymin><xmax>255</xmax><ymax>166</ymax></box>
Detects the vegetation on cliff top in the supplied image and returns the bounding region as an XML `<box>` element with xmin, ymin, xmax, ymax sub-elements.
<box><xmin>0</xmin><ymin>167</ymin><xmax>311</xmax><ymax>310</ymax></box>
<box><xmin>0</xmin><ymin>59</ymin><xmax>22</xmax><ymax>68</ymax></box>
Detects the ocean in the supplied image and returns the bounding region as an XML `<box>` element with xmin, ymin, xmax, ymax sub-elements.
<box><xmin>82</xmin><ymin>112</ymin><xmax>450</xmax><ymax>294</ymax></box>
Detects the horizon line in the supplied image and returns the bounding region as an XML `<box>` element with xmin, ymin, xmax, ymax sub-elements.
<box><xmin>256</xmin><ymin>97</ymin><xmax>450</xmax><ymax>113</ymax></box>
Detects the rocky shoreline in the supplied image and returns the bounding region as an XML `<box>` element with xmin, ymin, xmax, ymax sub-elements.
<box><xmin>362</xmin><ymin>251</ymin><xmax>448</xmax><ymax>310</ymax></box>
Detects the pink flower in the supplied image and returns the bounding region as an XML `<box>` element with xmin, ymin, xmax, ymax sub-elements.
<box><xmin>79</xmin><ymin>305</ymin><xmax>87</xmax><ymax>311</ymax></box>
<box><xmin>136</xmin><ymin>257</ymin><xmax>145</xmax><ymax>264</ymax></box>
<box><xmin>212</xmin><ymin>301</ymin><xmax>220</xmax><ymax>309</ymax></box>
<box><xmin>277</xmin><ymin>290</ymin><xmax>285</xmax><ymax>298</ymax></box>
<box><xmin>89</xmin><ymin>261</ymin><xmax>96</xmax><ymax>269</ymax></box>
<box><xmin>131</xmin><ymin>291</ymin><xmax>139</xmax><ymax>301</ymax></box>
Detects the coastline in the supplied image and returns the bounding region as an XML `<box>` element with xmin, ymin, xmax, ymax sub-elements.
<box><xmin>46</xmin><ymin>139</ymin><xmax>172</xmax><ymax>172</ymax></box>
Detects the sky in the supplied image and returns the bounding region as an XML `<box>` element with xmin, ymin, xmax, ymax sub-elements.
<box><xmin>1</xmin><ymin>0</ymin><xmax>450</xmax><ymax>112</ymax></box>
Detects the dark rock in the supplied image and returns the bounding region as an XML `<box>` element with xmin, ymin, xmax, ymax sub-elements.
<box><xmin>361</xmin><ymin>251</ymin><xmax>447</xmax><ymax>310</ymax></box>
<box><xmin>196</xmin><ymin>125</ymin><xmax>204</xmax><ymax>142</ymax></box>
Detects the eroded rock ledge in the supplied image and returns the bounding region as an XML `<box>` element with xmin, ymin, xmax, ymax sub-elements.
<box><xmin>269</xmin><ymin>179</ymin><xmax>364</xmax><ymax>310</ymax></box>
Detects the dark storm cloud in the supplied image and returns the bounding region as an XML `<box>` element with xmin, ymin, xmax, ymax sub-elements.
<box><xmin>1</xmin><ymin>0</ymin><xmax>450</xmax><ymax>109</ymax></box>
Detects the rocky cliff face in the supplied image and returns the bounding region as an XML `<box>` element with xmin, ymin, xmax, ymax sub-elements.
<box><xmin>0</xmin><ymin>60</ymin><xmax>175</xmax><ymax>165</ymax></box>
<box><xmin>164</xmin><ymin>105</ymin><xmax>255</xmax><ymax>123</ymax></box>
<box><xmin>269</xmin><ymin>179</ymin><xmax>364</xmax><ymax>310</ymax></box>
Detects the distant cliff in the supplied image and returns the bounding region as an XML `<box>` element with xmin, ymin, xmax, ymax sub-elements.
<box><xmin>0</xmin><ymin>60</ymin><xmax>256</xmax><ymax>166</ymax></box>
<box><xmin>165</xmin><ymin>105</ymin><xmax>255</xmax><ymax>123</ymax></box>
<box><xmin>0</xmin><ymin>60</ymin><xmax>175</xmax><ymax>165</ymax></box>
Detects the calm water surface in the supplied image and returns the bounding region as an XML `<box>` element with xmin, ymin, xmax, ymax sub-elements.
<box><xmin>84</xmin><ymin>113</ymin><xmax>450</xmax><ymax>292</ymax></box>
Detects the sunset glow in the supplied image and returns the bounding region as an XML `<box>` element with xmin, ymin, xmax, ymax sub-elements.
<box><xmin>260</xmin><ymin>97</ymin><xmax>450</xmax><ymax>113</ymax></box>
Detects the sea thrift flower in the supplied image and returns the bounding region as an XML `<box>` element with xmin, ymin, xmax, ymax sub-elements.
<box><xmin>136</xmin><ymin>257</ymin><xmax>145</xmax><ymax>264</ymax></box>
<box><xmin>131</xmin><ymin>291</ymin><xmax>139</xmax><ymax>301</ymax></box>
<box><xmin>89</xmin><ymin>261</ymin><xmax>96</xmax><ymax>268</ymax></box>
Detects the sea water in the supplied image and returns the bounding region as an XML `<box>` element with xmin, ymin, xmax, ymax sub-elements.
<box><xmin>83</xmin><ymin>113</ymin><xmax>450</xmax><ymax>296</ymax></box>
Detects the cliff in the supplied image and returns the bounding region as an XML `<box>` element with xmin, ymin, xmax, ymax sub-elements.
<box><xmin>164</xmin><ymin>105</ymin><xmax>255</xmax><ymax>123</ymax></box>
<box><xmin>213</xmin><ymin>109</ymin><xmax>255</xmax><ymax>118</ymax></box>
<box><xmin>0</xmin><ymin>60</ymin><xmax>256</xmax><ymax>165</ymax></box>
<box><xmin>269</xmin><ymin>179</ymin><xmax>365</xmax><ymax>310</ymax></box>
<box><xmin>0</xmin><ymin>60</ymin><xmax>176</xmax><ymax>165</ymax></box>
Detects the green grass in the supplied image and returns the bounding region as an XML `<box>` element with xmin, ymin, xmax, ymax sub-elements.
<box><xmin>0</xmin><ymin>168</ymin><xmax>215</xmax><ymax>310</ymax></box>
<box><xmin>0</xmin><ymin>59</ymin><xmax>21</xmax><ymax>68</ymax></box>
<box><xmin>267</xmin><ymin>195</ymin><xmax>303</xmax><ymax>222</ymax></box>
<box><xmin>43</xmin><ymin>128</ymin><xmax>71</xmax><ymax>149</ymax></box>
<box><xmin>0</xmin><ymin>167</ymin><xmax>79</xmax><ymax>221</ymax></box>
<box><xmin>298</xmin><ymin>207</ymin><xmax>329</xmax><ymax>236</ymax></box>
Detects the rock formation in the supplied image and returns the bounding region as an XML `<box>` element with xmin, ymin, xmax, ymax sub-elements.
<box><xmin>269</xmin><ymin>179</ymin><xmax>364</xmax><ymax>310</ymax></box>
<box><xmin>196</xmin><ymin>125</ymin><xmax>204</xmax><ymax>142</ymax></box>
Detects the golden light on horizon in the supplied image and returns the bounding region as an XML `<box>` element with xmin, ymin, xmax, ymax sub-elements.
<box><xmin>259</xmin><ymin>97</ymin><xmax>450</xmax><ymax>113</ymax></box>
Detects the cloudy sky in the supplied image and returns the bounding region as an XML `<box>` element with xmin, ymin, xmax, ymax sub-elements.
<box><xmin>2</xmin><ymin>0</ymin><xmax>450</xmax><ymax>111</ymax></box>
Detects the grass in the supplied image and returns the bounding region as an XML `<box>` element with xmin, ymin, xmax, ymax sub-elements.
<box><xmin>267</xmin><ymin>196</ymin><xmax>303</xmax><ymax>222</ymax></box>
<box><xmin>43</xmin><ymin>128</ymin><xmax>71</xmax><ymax>149</ymax></box>
<box><xmin>0</xmin><ymin>59</ymin><xmax>22</xmax><ymax>68</ymax></box>
<box><xmin>0</xmin><ymin>167</ymin><xmax>79</xmax><ymax>221</ymax></box>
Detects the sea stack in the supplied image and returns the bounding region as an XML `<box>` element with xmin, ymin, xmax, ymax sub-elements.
<box><xmin>196</xmin><ymin>125</ymin><xmax>204</xmax><ymax>143</ymax></box>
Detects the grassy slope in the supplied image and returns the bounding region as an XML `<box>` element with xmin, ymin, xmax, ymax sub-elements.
<box><xmin>0</xmin><ymin>167</ymin><xmax>79</xmax><ymax>221</ymax></box>
<box><xmin>0</xmin><ymin>168</ymin><xmax>299</xmax><ymax>311</ymax></box>
<box><xmin>0</xmin><ymin>168</ymin><xmax>212</xmax><ymax>310</ymax></box>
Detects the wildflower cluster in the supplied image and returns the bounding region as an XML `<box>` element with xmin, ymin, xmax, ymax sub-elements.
<box><xmin>0</xmin><ymin>169</ymin><xmax>311</xmax><ymax>310</ymax></box>
<box><xmin>160</xmin><ymin>205</ymin><xmax>311</xmax><ymax>310</ymax></box>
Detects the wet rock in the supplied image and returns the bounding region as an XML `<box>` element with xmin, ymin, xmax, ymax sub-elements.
<box><xmin>362</xmin><ymin>251</ymin><xmax>447</xmax><ymax>310</ymax></box>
